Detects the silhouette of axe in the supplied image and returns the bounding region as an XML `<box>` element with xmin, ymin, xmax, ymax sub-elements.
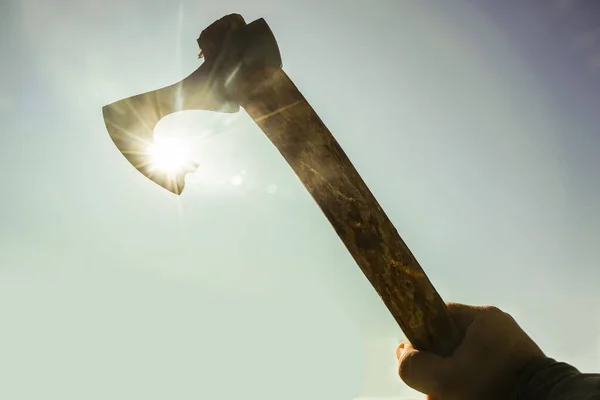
<box><xmin>102</xmin><ymin>14</ymin><xmax>463</xmax><ymax>357</ymax></box>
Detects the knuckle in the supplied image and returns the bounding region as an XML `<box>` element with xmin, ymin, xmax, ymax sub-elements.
<box><xmin>503</xmin><ymin>310</ymin><xmax>516</xmax><ymax>322</ymax></box>
<box><xmin>482</xmin><ymin>305</ymin><xmax>516</xmax><ymax>323</ymax></box>
<box><xmin>397</xmin><ymin>350</ymin><xmax>421</xmax><ymax>384</ymax></box>
<box><xmin>482</xmin><ymin>305</ymin><xmax>503</xmax><ymax>315</ymax></box>
<box><xmin>396</xmin><ymin>351</ymin><xmax>413</xmax><ymax>380</ymax></box>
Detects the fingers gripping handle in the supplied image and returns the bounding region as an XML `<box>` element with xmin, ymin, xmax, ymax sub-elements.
<box><xmin>401</xmin><ymin>283</ymin><xmax>463</xmax><ymax>357</ymax></box>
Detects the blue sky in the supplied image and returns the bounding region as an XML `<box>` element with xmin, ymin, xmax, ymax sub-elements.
<box><xmin>1</xmin><ymin>1</ymin><xmax>599</xmax><ymax>399</ymax></box>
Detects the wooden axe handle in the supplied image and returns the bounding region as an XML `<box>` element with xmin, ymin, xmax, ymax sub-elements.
<box><xmin>240</xmin><ymin>67</ymin><xmax>463</xmax><ymax>357</ymax></box>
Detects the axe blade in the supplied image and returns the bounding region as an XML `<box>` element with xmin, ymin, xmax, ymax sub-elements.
<box><xmin>102</xmin><ymin>14</ymin><xmax>282</xmax><ymax>194</ymax></box>
<box><xmin>102</xmin><ymin>64</ymin><xmax>239</xmax><ymax>194</ymax></box>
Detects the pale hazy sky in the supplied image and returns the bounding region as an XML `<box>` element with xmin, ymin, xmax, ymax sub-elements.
<box><xmin>1</xmin><ymin>0</ymin><xmax>599</xmax><ymax>399</ymax></box>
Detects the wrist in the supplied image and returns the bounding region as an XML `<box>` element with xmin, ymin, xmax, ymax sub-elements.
<box><xmin>510</xmin><ymin>356</ymin><xmax>557</xmax><ymax>399</ymax></box>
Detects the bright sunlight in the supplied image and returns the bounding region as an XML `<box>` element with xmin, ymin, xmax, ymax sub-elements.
<box><xmin>147</xmin><ymin>137</ymin><xmax>191</xmax><ymax>173</ymax></box>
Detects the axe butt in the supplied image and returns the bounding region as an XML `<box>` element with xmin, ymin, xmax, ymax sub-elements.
<box><xmin>241</xmin><ymin>68</ymin><xmax>463</xmax><ymax>357</ymax></box>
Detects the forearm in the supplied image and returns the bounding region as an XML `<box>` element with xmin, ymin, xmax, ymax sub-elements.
<box><xmin>512</xmin><ymin>357</ymin><xmax>600</xmax><ymax>400</ymax></box>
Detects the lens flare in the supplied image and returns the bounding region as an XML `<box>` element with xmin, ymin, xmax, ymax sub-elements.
<box><xmin>147</xmin><ymin>137</ymin><xmax>191</xmax><ymax>173</ymax></box>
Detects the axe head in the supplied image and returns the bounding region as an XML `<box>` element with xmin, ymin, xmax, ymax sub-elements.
<box><xmin>102</xmin><ymin>14</ymin><xmax>282</xmax><ymax>194</ymax></box>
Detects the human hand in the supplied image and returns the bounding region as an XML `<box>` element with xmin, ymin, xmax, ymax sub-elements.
<box><xmin>396</xmin><ymin>303</ymin><xmax>545</xmax><ymax>400</ymax></box>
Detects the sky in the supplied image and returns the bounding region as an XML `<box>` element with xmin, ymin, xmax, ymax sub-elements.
<box><xmin>1</xmin><ymin>0</ymin><xmax>599</xmax><ymax>399</ymax></box>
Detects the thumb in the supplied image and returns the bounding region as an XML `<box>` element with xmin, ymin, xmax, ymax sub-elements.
<box><xmin>397</xmin><ymin>342</ymin><xmax>449</xmax><ymax>396</ymax></box>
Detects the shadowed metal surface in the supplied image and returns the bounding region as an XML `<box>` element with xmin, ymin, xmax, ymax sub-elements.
<box><xmin>102</xmin><ymin>14</ymin><xmax>281</xmax><ymax>194</ymax></box>
<box><xmin>102</xmin><ymin>63</ymin><xmax>239</xmax><ymax>194</ymax></box>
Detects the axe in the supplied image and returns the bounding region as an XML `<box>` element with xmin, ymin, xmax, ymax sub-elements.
<box><xmin>102</xmin><ymin>14</ymin><xmax>463</xmax><ymax>357</ymax></box>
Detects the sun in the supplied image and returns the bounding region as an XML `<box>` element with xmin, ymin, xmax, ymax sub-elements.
<box><xmin>146</xmin><ymin>137</ymin><xmax>191</xmax><ymax>173</ymax></box>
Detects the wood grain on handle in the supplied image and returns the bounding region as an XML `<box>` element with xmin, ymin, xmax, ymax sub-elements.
<box><xmin>241</xmin><ymin>67</ymin><xmax>463</xmax><ymax>357</ymax></box>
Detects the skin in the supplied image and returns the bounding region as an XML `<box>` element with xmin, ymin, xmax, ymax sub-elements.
<box><xmin>396</xmin><ymin>303</ymin><xmax>546</xmax><ymax>400</ymax></box>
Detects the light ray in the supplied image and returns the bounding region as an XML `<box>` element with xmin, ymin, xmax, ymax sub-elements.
<box><xmin>175</xmin><ymin>3</ymin><xmax>184</xmax><ymax>112</ymax></box>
